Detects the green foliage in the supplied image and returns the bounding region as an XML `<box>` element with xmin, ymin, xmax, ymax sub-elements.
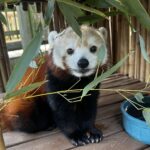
<box><xmin>58</xmin><ymin>2</ymin><xmax>83</xmax><ymax>36</ymax></box>
<box><xmin>106</xmin><ymin>0</ymin><xmax>150</xmax><ymax>31</ymax></box>
<box><xmin>134</xmin><ymin>92</ymin><xmax>144</xmax><ymax>103</ymax></box>
<box><xmin>57</xmin><ymin>0</ymin><xmax>108</xmax><ymax>19</ymax></box>
<box><xmin>5</xmin><ymin>81</ymin><xmax>47</xmax><ymax>100</ymax></box>
<box><xmin>121</xmin><ymin>0</ymin><xmax>150</xmax><ymax>31</ymax></box>
<box><xmin>98</xmin><ymin>45</ymin><xmax>106</xmax><ymax>64</ymax></box>
<box><xmin>142</xmin><ymin>108</ymin><xmax>150</xmax><ymax>127</ymax></box>
<box><xmin>6</xmin><ymin>27</ymin><xmax>44</xmax><ymax>93</ymax></box>
<box><xmin>139</xmin><ymin>35</ymin><xmax>150</xmax><ymax>63</ymax></box>
<box><xmin>85</xmin><ymin>0</ymin><xmax>110</xmax><ymax>8</ymax></box>
<box><xmin>44</xmin><ymin>0</ymin><xmax>55</xmax><ymax>26</ymax></box>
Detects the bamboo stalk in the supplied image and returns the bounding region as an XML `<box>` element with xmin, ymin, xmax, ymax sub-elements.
<box><xmin>0</xmin><ymin>127</ymin><xmax>5</xmax><ymax>150</ymax></box>
<box><xmin>134</xmin><ymin>20</ymin><xmax>140</xmax><ymax>79</ymax></box>
<box><xmin>129</xmin><ymin>17</ymin><xmax>136</xmax><ymax>78</ymax></box>
<box><xmin>122</xmin><ymin>16</ymin><xmax>129</xmax><ymax>75</ymax></box>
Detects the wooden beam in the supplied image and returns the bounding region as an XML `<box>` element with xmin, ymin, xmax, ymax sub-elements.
<box><xmin>16</xmin><ymin>4</ymin><xmax>33</xmax><ymax>49</ymax></box>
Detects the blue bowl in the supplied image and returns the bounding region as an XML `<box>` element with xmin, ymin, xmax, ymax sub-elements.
<box><xmin>121</xmin><ymin>100</ymin><xmax>150</xmax><ymax>145</ymax></box>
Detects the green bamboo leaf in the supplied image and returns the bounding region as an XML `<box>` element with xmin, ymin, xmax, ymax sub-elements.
<box><xmin>0</xmin><ymin>12</ymin><xmax>7</xmax><ymax>26</ymax></box>
<box><xmin>105</xmin><ymin>0</ymin><xmax>128</xmax><ymax>14</ymax></box>
<box><xmin>82</xmin><ymin>53</ymin><xmax>131</xmax><ymax>98</ymax></box>
<box><xmin>139</xmin><ymin>34</ymin><xmax>150</xmax><ymax>63</ymax></box>
<box><xmin>5</xmin><ymin>81</ymin><xmax>47</xmax><ymax>100</ymax></box>
<box><xmin>85</xmin><ymin>0</ymin><xmax>111</xmax><ymax>8</ymax></box>
<box><xmin>58</xmin><ymin>2</ymin><xmax>82</xmax><ymax>36</ymax></box>
<box><xmin>78</xmin><ymin>14</ymin><xmax>104</xmax><ymax>25</ymax></box>
<box><xmin>98</xmin><ymin>44</ymin><xmax>106</xmax><ymax>64</ymax></box>
<box><xmin>6</xmin><ymin>27</ymin><xmax>44</xmax><ymax>93</ymax></box>
<box><xmin>142</xmin><ymin>108</ymin><xmax>150</xmax><ymax>127</ymax></box>
<box><xmin>57</xmin><ymin>0</ymin><xmax>108</xmax><ymax>19</ymax></box>
<box><xmin>121</xmin><ymin>0</ymin><xmax>150</xmax><ymax>31</ymax></box>
<box><xmin>44</xmin><ymin>0</ymin><xmax>55</xmax><ymax>26</ymax></box>
<box><xmin>134</xmin><ymin>92</ymin><xmax>144</xmax><ymax>103</ymax></box>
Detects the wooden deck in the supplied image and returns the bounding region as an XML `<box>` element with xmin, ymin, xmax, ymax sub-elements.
<box><xmin>2</xmin><ymin>74</ymin><xmax>150</xmax><ymax>150</ymax></box>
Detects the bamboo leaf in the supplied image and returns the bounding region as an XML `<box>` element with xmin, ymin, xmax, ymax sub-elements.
<box><xmin>78</xmin><ymin>14</ymin><xmax>104</xmax><ymax>26</ymax></box>
<box><xmin>58</xmin><ymin>2</ymin><xmax>82</xmax><ymax>36</ymax></box>
<box><xmin>121</xmin><ymin>0</ymin><xmax>150</xmax><ymax>31</ymax></box>
<box><xmin>105</xmin><ymin>0</ymin><xmax>128</xmax><ymax>15</ymax></box>
<box><xmin>98</xmin><ymin>44</ymin><xmax>106</xmax><ymax>64</ymax></box>
<box><xmin>29</xmin><ymin>60</ymin><xmax>38</xmax><ymax>68</ymax></box>
<box><xmin>85</xmin><ymin>0</ymin><xmax>111</xmax><ymax>8</ymax></box>
<box><xmin>142</xmin><ymin>108</ymin><xmax>150</xmax><ymax>127</ymax></box>
<box><xmin>0</xmin><ymin>12</ymin><xmax>7</xmax><ymax>26</ymax></box>
<box><xmin>57</xmin><ymin>0</ymin><xmax>108</xmax><ymax>19</ymax></box>
<box><xmin>44</xmin><ymin>0</ymin><xmax>55</xmax><ymax>26</ymax></box>
<box><xmin>6</xmin><ymin>27</ymin><xmax>44</xmax><ymax>93</ymax></box>
<box><xmin>82</xmin><ymin>53</ymin><xmax>131</xmax><ymax>98</ymax></box>
<box><xmin>134</xmin><ymin>92</ymin><xmax>144</xmax><ymax>103</ymax></box>
<box><xmin>5</xmin><ymin>81</ymin><xmax>47</xmax><ymax>100</ymax></box>
<box><xmin>139</xmin><ymin>34</ymin><xmax>150</xmax><ymax>63</ymax></box>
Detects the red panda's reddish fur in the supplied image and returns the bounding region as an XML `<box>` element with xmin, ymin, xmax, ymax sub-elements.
<box><xmin>0</xmin><ymin>54</ymin><xmax>49</xmax><ymax>130</ymax></box>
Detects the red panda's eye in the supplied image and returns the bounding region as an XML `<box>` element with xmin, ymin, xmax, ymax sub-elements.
<box><xmin>67</xmin><ymin>48</ymin><xmax>74</xmax><ymax>55</ymax></box>
<box><xmin>90</xmin><ymin>46</ymin><xmax>97</xmax><ymax>53</ymax></box>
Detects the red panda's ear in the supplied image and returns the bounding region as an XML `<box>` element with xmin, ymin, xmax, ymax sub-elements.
<box><xmin>98</xmin><ymin>27</ymin><xmax>107</xmax><ymax>41</ymax></box>
<box><xmin>48</xmin><ymin>31</ymin><xmax>58</xmax><ymax>53</ymax></box>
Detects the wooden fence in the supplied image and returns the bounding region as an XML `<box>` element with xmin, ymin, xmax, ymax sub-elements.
<box><xmin>112</xmin><ymin>0</ymin><xmax>150</xmax><ymax>82</ymax></box>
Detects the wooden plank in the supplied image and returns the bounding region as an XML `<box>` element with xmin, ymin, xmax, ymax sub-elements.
<box><xmin>99</xmin><ymin>82</ymin><xmax>147</xmax><ymax>106</ymax></box>
<box><xmin>4</xmin><ymin>102</ymin><xmax>121</xmax><ymax>148</ymax></box>
<box><xmin>7</xmin><ymin>115</ymin><xmax>146</xmax><ymax>150</ymax></box>
<box><xmin>102</xmin><ymin>74</ymin><xmax>126</xmax><ymax>83</ymax></box>
<box><xmin>100</xmin><ymin>81</ymin><xmax>146</xmax><ymax>97</ymax></box>
<box><xmin>7</xmin><ymin>115</ymin><xmax>122</xmax><ymax>150</ymax></box>
<box><xmin>96</xmin><ymin>115</ymin><xmax>122</xmax><ymax>137</ymax></box>
<box><xmin>7</xmin><ymin>132</ymin><xmax>72</xmax><ymax>150</ymax></box>
<box><xmin>101</xmin><ymin>78</ymin><xmax>140</xmax><ymax>89</ymax></box>
<box><xmin>99</xmin><ymin>93</ymin><xmax>126</xmax><ymax>106</ymax></box>
<box><xmin>97</xmin><ymin>103</ymin><xmax>121</xmax><ymax>120</ymax></box>
<box><xmin>73</xmin><ymin>132</ymin><xmax>146</xmax><ymax>150</ymax></box>
<box><xmin>4</xmin><ymin>129</ymin><xmax>59</xmax><ymax>148</ymax></box>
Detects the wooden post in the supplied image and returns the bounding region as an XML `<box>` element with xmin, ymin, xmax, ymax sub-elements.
<box><xmin>0</xmin><ymin>22</ymin><xmax>11</xmax><ymax>92</ymax></box>
<box><xmin>16</xmin><ymin>4</ymin><xmax>33</xmax><ymax>49</ymax></box>
<box><xmin>0</xmin><ymin>127</ymin><xmax>5</xmax><ymax>150</ymax></box>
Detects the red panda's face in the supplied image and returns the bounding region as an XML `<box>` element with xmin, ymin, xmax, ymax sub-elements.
<box><xmin>48</xmin><ymin>26</ymin><xmax>108</xmax><ymax>77</ymax></box>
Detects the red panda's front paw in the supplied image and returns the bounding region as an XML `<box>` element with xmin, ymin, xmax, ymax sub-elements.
<box><xmin>88</xmin><ymin>128</ymin><xmax>103</xmax><ymax>143</ymax></box>
<box><xmin>70</xmin><ymin>133</ymin><xmax>90</xmax><ymax>146</ymax></box>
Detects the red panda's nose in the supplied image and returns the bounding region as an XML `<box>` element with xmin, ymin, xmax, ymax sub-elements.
<box><xmin>77</xmin><ymin>58</ymin><xmax>89</xmax><ymax>69</ymax></box>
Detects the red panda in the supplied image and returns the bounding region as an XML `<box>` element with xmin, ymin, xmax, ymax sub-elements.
<box><xmin>0</xmin><ymin>25</ymin><xmax>109</xmax><ymax>146</ymax></box>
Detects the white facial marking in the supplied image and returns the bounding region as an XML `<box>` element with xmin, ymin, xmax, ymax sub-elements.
<box><xmin>48</xmin><ymin>26</ymin><xmax>108</xmax><ymax>77</ymax></box>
